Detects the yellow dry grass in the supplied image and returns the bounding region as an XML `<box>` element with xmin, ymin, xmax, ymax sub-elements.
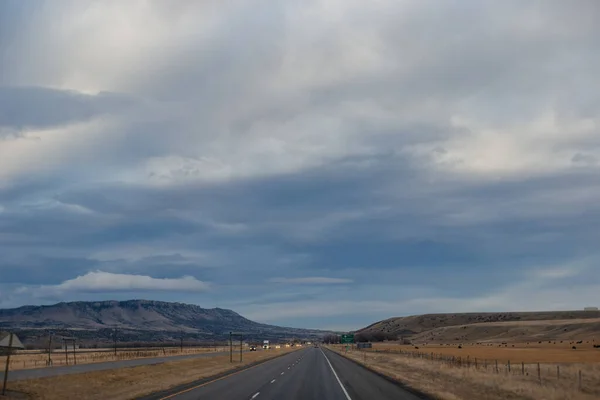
<box><xmin>329</xmin><ymin>346</ymin><xmax>600</xmax><ymax>400</ymax></box>
<box><xmin>5</xmin><ymin>348</ymin><xmax>299</xmax><ymax>400</ymax></box>
<box><xmin>2</xmin><ymin>347</ymin><xmax>226</xmax><ymax>371</ymax></box>
<box><xmin>371</xmin><ymin>342</ymin><xmax>600</xmax><ymax>364</ymax></box>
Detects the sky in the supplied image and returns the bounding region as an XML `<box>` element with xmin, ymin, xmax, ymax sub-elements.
<box><xmin>0</xmin><ymin>0</ymin><xmax>599</xmax><ymax>331</ymax></box>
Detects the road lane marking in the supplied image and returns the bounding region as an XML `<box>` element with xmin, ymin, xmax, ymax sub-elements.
<box><xmin>319</xmin><ymin>348</ymin><xmax>352</xmax><ymax>400</ymax></box>
<box><xmin>157</xmin><ymin>351</ymin><xmax>302</xmax><ymax>400</ymax></box>
<box><xmin>270</xmin><ymin>379</ymin><xmax>276</xmax><ymax>384</ymax></box>
<box><xmin>251</xmin><ymin>392</ymin><xmax>260</xmax><ymax>399</ymax></box>
<box><xmin>281</xmin><ymin>372</ymin><xmax>284</xmax><ymax>375</ymax></box>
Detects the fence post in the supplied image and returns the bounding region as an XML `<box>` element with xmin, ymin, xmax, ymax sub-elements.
<box><xmin>522</xmin><ymin>362</ymin><xmax>524</xmax><ymax>375</ymax></box>
<box><xmin>467</xmin><ymin>356</ymin><xmax>470</xmax><ymax>369</ymax></box>
<box><xmin>495</xmin><ymin>359</ymin><xmax>498</xmax><ymax>373</ymax></box>
<box><xmin>537</xmin><ymin>363</ymin><xmax>541</xmax><ymax>384</ymax></box>
<box><xmin>475</xmin><ymin>358</ymin><xmax>478</xmax><ymax>369</ymax></box>
<box><xmin>557</xmin><ymin>365</ymin><xmax>559</xmax><ymax>380</ymax></box>
<box><xmin>578</xmin><ymin>370</ymin><xmax>582</xmax><ymax>391</ymax></box>
<box><xmin>484</xmin><ymin>359</ymin><xmax>487</xmax><ymax>370</ymax></box>
<box><xmin>508</xmin><ymin>360</ymin><xmax>510</xmax><ymax>373</ymax></box>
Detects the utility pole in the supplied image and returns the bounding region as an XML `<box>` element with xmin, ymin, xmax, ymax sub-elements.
<box><xmin>113</xmin><ymin>327</ymin><xmax>118</xmax><ymax>357</ymax></box>
<box><xmin>2</xmin><ymin>333</ymin><xmax>13</xmax><ymax>396</ymax></box>
<box><xmin>73</xmin><ymin>339</ymin><xmax>77</xmax><ymax>365</ymax></box>
<box><xmin>47</xmin><ymin>332</ymin><xmax>53</xmax><ymax>366</ymax></box>
<box><xmin>229</xmin><ymin>332</ymin><xmax>233</xmax><ymax>363</ymax></box>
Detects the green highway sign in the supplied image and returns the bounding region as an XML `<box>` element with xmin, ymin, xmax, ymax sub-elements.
<box><xmin>341</xmin><ymin>334</ymin><xmax>354</xmax><ymax>344</ymax></box>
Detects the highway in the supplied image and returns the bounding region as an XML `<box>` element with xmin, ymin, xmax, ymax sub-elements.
<box><xmin>144</xmin><ymin>347</ymin><xmax>429</xmax><ymax>400</ymax></box>
<box><xmin>2</xmin><ymin>350</ymin><xmax>231</xmax><ymax>381</ymax></box>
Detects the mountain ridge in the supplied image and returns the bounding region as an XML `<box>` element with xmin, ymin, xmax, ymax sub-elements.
<box><xmin>356</xmin><ymin>310</ymin><xmax>600</xmax><ymax>343</ymax></box>
<box><xmin>0</xmin><ymin>299</ymin><xmax>328</xmax><ymax>344</ymax></box>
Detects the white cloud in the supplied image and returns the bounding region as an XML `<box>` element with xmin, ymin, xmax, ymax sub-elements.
<box><xmin>269</xmin><ymin>277</ymin><xmax>353</xmax><ymax>284</ymax></box>
<box><xmin>17</xmin><ymin>271</ymin><xmax>210</xmax><ymax>297</ymax></box>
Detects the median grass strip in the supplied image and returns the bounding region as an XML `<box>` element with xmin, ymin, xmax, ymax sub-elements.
<box><xmin>328</xmin><ymin>346</ymin><xmax>600</xmax><ymax>400</ymax></box>
<box><xmin>5</xmin><ymin>349</ymin><xmax>298</xmax><ymax>400</ymax></box>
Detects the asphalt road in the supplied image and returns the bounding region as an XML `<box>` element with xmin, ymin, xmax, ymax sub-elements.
<box><xmin>146</xmin><ymin>347</ymin><xmax>428</xmax><ymax>400</ymax></box>
<box><xmin>1</xmin><ymin>350</ymin><xmax>231</xmax><ymax>381</ymax></box>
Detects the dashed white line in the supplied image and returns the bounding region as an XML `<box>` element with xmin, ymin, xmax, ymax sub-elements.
<box><xmin>251</xmin><ymin>392</ymin><xmax>260</xmax><ymax>399</ymax></box>
<box><xmin>270</xmin><ymin>379</ymin><xmax>276</xmax><ymax>384</ymax></box>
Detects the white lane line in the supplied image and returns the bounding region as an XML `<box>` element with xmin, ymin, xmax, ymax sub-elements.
<box><xmin>270</xmin><ymin>379</ymin><xmax>276</xmax><ymax>384</ymax></box>
<box><xmin>319</xmin><ymin>348</ymin><xmax>352</xmax><ymax>400</ymax></box>
<box><xmin>251</xmin><ymin>392</ymin><xmax>260</xmax><ymax>399</ymax></box>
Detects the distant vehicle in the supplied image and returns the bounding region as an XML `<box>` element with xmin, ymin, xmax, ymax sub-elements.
<box><xmin>263</xmin><ymin>339</ymin><xmax>270</xmax><ymax>349</ymax></box>
<box><xmin>250</xmin><ymin>345</ymin><xmax>257</xmax><ymax>351</ymax></box>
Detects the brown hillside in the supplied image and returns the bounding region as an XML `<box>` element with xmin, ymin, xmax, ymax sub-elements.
<box><xmin>358</xmin><ymin>311</ymin><xmax>600</xmax><ymax>342</ymax></box>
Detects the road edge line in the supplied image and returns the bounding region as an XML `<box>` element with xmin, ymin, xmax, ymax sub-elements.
<box><xmin>319</xmin><ymin>348</ymin><xmax>352</xmax><ymax>400</ymax></box>
<box><xmin>322</xmin><ymin>347</ymin><xmax>434</xmax><ymax>400</ymax></box>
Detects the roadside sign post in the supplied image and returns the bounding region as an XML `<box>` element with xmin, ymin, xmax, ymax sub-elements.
<box><xmin>1</xmin><ymin>332</ymin><xmax>24</xmax><ymax>396</ymax></box>
<box><xmin>228</xmin><ymin>332</ymin><xmax>244</xmax><ymax>363</ymax></box>
<box><xmin>2</xmin><ymin>333</ymin><xmax>13</xmax><ymax>396</ymax></box>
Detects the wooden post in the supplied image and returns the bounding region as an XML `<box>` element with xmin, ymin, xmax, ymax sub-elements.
<box><xmin>47</xmin><ymin>334</ymin><xmax>53</xmax><ymax>366</ymax></box>
<box><xmin>475</xmin><ymin>358</ymin><xmax>478</xmax><ymax>369</ymax></box>
<box><xmin>557</xmin><ymin>365</ymin><xmax>559</xmax><ymax>380</ymax></box>
<box><xmin>484</xmin><ymin>359</ymin><xmax>487</xmax><ymax>370</ymax></box>
<box><xmin>537</xmin><ymin>363</ymin><xmax>541</xmax><ymax>383</ymax></box>
<box><xmin>239</xmin><ymin>334</ymin><xmax>243</xmax><ymax>363</ymax></box>
<box><xmin>229</xmin><ymin>332</ymin><xmax>232</xmax><ymax>363</ymax></box>
<box><xmin>73</xmin><ymin>340</ymin><xmax>77</xmax><ymax>365</ymax></box>
<box><xmin>508</xmin><ymin>360</ymin><xmax>511</xmax><ymax>373</ymax></box>
<box><xmin>578</xmin><ymin>370</ymin><xmax>582</xmax><ymax>391</ymax></box>
<box><xmin>467</xmin><ymin>356</ymin><xmax>470</xmax><ymax>368</ymax></box>
<box><xmin>64</xmin><ymin>341</ymin><xmax>68</xmax><ymax>365</ymax></box>
<box><xmin>2</xmin><ymin>333</ymin><xmax>14</xmax><ymax>396</ymax></box>
<box><xmin>522</xmin><ymin>362</ymin><xmax>524</xmax><ymax>375</ymax></box>
<box><xmin>495</xmin><ymin>359</ymin><xmax>498</xmax><ymax>373</ymax></box>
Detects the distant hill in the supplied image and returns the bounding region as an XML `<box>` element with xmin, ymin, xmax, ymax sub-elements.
<box><xmin>0</xmin><ymin>300</ymin><xmax>328</xmax><ymax>345</ymax></box>
<box><xmin>357</xmin><ymin>311</ymin><xmax>600</xmax><ymax>343</ymax></box>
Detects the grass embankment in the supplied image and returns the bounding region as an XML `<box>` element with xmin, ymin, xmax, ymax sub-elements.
<box><xmin>5</xmin><ymin>348</ymin><xmax>299</xmax><ymax>400</ymax></box>
<box><xmin>328</xmin><ymin>344</ymin><xmax>600</xmax><ymax>400</ymax></box>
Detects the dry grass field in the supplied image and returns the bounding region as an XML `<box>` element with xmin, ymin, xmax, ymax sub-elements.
<box><xmin>330</xmin><ymin>343</ymin><xmax>600</xmax><ymax>400</ymax></box>
<box><xmin>4</xmin><ymin>347</ymin><xmax>300</xmax><ymax>400</ymax></box>
<box><xmin>1</xmin><ymin>347</ymin><xmax>227</xmax><ymax>371</ymax></box>
<box><xmin>370</xmin><ymin>342</ymin><xmax>600</xmax><ymax>364</ymax></box>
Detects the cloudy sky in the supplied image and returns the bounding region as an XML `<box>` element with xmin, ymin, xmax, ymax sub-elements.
<box><xmin>1</xmin><ymin>0</ymin><xmax>599</xmax><ymax>331</ymax></box>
